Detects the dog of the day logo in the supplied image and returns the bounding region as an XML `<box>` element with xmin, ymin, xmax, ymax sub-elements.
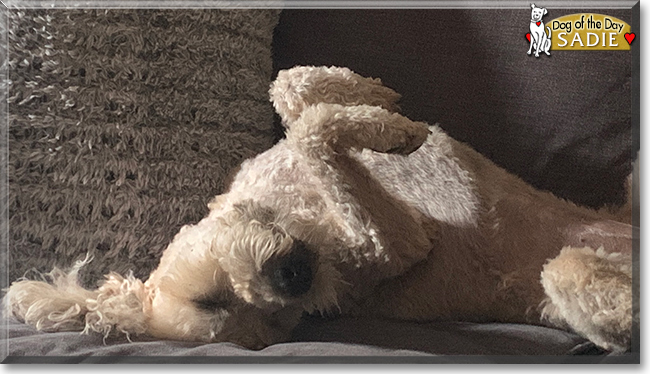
<box><xmin>526</xmin><ymin>3</ymin><xmax>552</xmax><ymax>57</ymax></box>
<box><xmin>526</xmin><ymin>3</ymin><xmax>635</xmax><ymax>56</ymax></box>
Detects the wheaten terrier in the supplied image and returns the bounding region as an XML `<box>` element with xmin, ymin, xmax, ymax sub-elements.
<box><xmin>4</xmin><ymin>66</ymin><xmax>635</xmax><ymax>352</ymax></box>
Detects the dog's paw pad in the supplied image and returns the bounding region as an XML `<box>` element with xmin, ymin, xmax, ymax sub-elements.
<box><xmin>386</xmin><ymin>121</ymin><xmax>430</xmax><ymax>155</ymax></box>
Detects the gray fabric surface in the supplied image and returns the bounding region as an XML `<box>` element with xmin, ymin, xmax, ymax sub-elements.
<box><xmin>291</xmin><ymin>316</ymin><xmax>592</xmax><ymax>356</ymax></box>
<box><xmin>6</xmin><ymin>9</ymin><xmax>280</xmax><ymax>287</ymax></box>
<box><xmin>2</xmin><ymin>315</ymin><xmax>596</xmax><ymax>359</ymax></box>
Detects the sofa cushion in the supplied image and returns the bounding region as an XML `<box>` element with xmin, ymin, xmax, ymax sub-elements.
<box><xmin>7</xmin><ymin>9</ymin><xmax>280</xmax><ymax>287</ymax></box>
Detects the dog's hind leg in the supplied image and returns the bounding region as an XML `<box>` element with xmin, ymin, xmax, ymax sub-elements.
<box><xmin>540</xmin><ymin>246</ymin><xmax>633</xmax><ymax>352</ymax></box>
<box><xmin>544</xmin><ymin>27</ymin><xmax>552</xmax><ymax>55</ymax></box>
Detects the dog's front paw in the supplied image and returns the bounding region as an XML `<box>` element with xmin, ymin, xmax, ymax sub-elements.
<box><xmin>271</xmin><ymin>66</ymin><xmax>401</xmax><ymax>128</ymax></box>
<box><xmin>384</xmin><ymin>119</ymin><xmax>431</xmax><ymax>155</ymax></box>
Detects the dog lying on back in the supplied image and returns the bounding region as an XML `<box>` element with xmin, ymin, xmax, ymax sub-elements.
<box><xmin>4</xmin><ymin>66</ymin><xmax>634</xmax><ymax>352</ymax></box>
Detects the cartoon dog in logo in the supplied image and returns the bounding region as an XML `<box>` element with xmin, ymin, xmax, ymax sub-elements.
<box><xmin>528</xmin><ymin>3</ymin><xmax>552</xmax><ymax>57</ymax></box>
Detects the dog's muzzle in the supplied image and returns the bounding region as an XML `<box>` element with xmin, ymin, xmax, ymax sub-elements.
<box><xmin>263</xmin><ymin>240</ymin><xmax>314</xmax><ymax>298</ymax></box>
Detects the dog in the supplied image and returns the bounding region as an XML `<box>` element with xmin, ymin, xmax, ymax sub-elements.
<box><xmin>528</xmin><ymin>3</ymin><xmax>552</xmax><ymax>57</ymax></box>
<box><xmin>4</xmin><ymin>66</ymin><xmax>634</xmax><ymax>352</ymax></box>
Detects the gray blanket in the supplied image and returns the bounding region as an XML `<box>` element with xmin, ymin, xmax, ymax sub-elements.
<box><xmin>3</xmin><ymin>315</ymin><xmax>621</xmax><ymax>363</ymax></box>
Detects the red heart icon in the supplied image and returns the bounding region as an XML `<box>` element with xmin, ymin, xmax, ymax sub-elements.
<box><xmin>536</xmin><ymin>21</ymin><xmax>541</xmax><ymax>26</ymax></box>
<box><xmin>624</xmin><ymin>32</ymin><xmax>635</xmax><ymax>45</ymax></box>
<box><xmin>526</xmin><ymin>33</ymin><xmax>531</xmax><ymax>42</ymax></box>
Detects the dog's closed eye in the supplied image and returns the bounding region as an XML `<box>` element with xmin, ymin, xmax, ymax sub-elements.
<box><xmin>193</xmin><ymin>294</ymin><xmax>231</xmax><ymax>312</ymax></box>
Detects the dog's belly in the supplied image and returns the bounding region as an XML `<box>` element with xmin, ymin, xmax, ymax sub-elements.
<box><xmin>353</xmin><ymin>126</ymin><xmax>610</xmax><ymax>323</ymax></box>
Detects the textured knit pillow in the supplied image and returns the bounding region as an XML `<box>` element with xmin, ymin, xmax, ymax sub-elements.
<box><xmin>7</xmin><ymin>9</ymin><xmax>280</xmax><ymax>287</ymax></box>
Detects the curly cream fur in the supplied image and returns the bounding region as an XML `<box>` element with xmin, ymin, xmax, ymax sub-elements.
<box><xmin>541</xmin><ymin>246</ymin><xmax>633</xmax><ymax>352</ymax></box>
<box><xmin>4</xmin><ymin>66</ymin><xmax>634</xmax><ymax>352</ymax></box>
<box><xmin>270</xmin><ymin>65</ymin><xmax>401</xmax><ymax>126</ymax></box>
<box><xmin>4</xmin><ymin>259</ymin><xmax>94</xmax><ymax>332</ymax></box>
<box><xmin>5</xmin><ymin>256</ymin><xmax>146</xmax><ymax>340</ymax></box>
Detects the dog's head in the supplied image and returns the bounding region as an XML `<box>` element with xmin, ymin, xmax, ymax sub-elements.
<box><xmin>530</xmin><ymin>3</ymin><xmax>548</xmax><ymax>22</ymax></box>
<box><xmin>5</xmin><ymin>198</ymin><xmax>344</xmax><ymax>350</ymax></box>
<box><xmin>141</xmin><ymin>199</ymin><xmax>343</xmax><ymax>349</ymax></box>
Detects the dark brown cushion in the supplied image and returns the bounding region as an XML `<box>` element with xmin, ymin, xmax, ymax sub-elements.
<box><xmin>273</xmin><ymin>9</ymin><xmax>635</xmax><ymax>209</ymax></box>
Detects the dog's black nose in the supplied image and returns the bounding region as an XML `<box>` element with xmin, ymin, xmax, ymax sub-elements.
<box><xmin>266</xmin><ymin>240</ymin><xmax>314</xmax><ymax>298</ymax></box>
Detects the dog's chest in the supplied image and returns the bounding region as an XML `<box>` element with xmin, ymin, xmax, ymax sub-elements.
<box><xmin>232</xmin><ymin>131</ymin><xmax>482</xmax><ymax>237</ymax></box>
<box><xmin>229</xmin><ymin>143</ymin><xmax>329</xmax><ymax>218</ymax></box>
<box><xmin>530</xmin><ymin>22</ymin><xmax>544</xmax><ymax>32</ymax></box>
<box><xmin>353</xmin><ymin>127</ymin><xmax>481</xmax><ymax>228</ymax></box>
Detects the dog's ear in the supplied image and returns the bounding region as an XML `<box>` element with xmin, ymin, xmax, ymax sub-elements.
<box><xmin>269</xmin><ymin>66</ymin><xmax>401</xmax><ymax>129</ymax></box>
<box><xmin>543</xmin><ymin>8</ymin><xmax>547</xmax><ymax>15</ymax></box>
<box><xmin>4</xmin><ymin>258</ymin><xmax>148</xmax><ymax>339</ymax></box>
<box><xmin>531</xmin><ymin>3</ymin><xmax>536</xmax><ymax>9</ymax></box>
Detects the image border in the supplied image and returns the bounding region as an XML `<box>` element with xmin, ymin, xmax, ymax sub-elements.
<box><xmin>0</xmin><ymin>0</ymin><xmax>641</xmax><ymax>365</ymax></box>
